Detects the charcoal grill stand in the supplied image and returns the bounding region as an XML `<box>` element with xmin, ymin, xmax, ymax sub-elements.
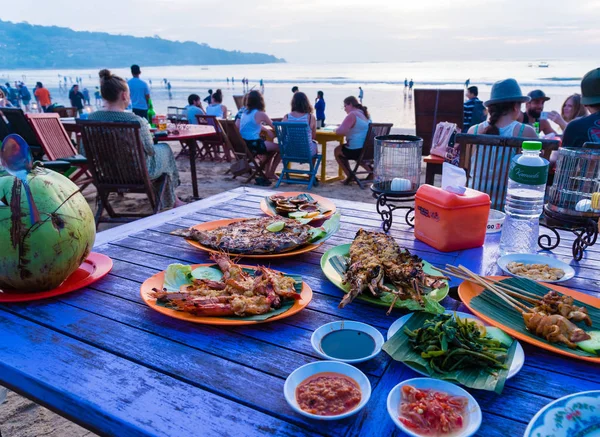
<box><xmin>539</xmin><ymin>208</ymin><xmax>599</xmax><ymax>261</ymax></box>
<box><xmin>370</xmin><ymin>184</ymin><xmax>415</xmax><ymax>232</ymax></box>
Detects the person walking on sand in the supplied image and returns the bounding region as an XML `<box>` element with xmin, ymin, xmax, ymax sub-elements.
<box><xmin>94</xmin><ymin>87</ymin><xmax>101</xmax><ymax>107</ymax></box>
<box><xmin>358</xmin><ymin>87</ymin><xmax>364</xmax><ymax>104</ymax></box>
<box><xmin>127</xmin><ymin>64</ymin><xmax>151</xmax><ymax>119</ymax></box>
<box><xmin>409</xmin><ymin>79</ymin><xmax>414</xmax><ymax>90</ymax></box>
<box><xmin>315</xmin><ymin>91</ymin><xmax>326</xmax><ymax>128</ymax></box>
<box><xmin>465</xmin><ymin>78</ymin><xmax>470</xmax><ymax>88</ymax></box>
<box><xmin>18</xmin><ymin>83</ymin><xmax>32</xmax><ymax>112</ymax></box>
<box><xmin>404</xmin><ymin>78</ymin><xmax>408</xmax><ymax>88</ymax></box>
<box><xmin>34</xmin><ymin>82</ymin><xmax>51</xmax><ymax>112</ymax></box>
<box><xmin>204</xmin><ymin>89</ymin><xmax>213</xmax><ymax>104</ymax></box>
<box><xmin>69</xmin><ymin>84</ymin><xmax>85</xmax><ymax>115</ymax></box>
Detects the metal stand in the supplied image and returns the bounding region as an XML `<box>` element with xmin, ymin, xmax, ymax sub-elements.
<box><xmin>539</xmin><ymin>212</ymin><xmax>599</xmax><ymax>261</ymax></box>
<box><xmin>370</xmin><ymin>184</ymin><xmax>415</xmax><ymax>232</ymax></box>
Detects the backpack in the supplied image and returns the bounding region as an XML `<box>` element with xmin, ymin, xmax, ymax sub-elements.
<box><xmin>470</xmin><ymin>100</ymin><xmax>486</xmax><ymax>125</ymax></box>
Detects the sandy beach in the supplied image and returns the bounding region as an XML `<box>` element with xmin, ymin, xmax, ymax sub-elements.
<box><xmin>1</xmin><ymin>129</ymin><xmax>418</xmax><ymax>435</ymax></box>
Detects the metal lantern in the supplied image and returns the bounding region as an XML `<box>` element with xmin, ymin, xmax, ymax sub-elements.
<box><xmin>540</xmin><ymin>146</ymin><xmax>600</xmax><ymax>260</ymax></box>
<box><xmin>372</xmin><ymin>135</ymin><xmax>423</xmax><ymax>194</ymax></box>
<box><xmin>370</xmin><ymin>135</ymin><xmax>423</xmax><ymax>232</ymax></box>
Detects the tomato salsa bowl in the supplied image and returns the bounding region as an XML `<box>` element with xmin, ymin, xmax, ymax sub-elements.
<box><xmin>387</xmin><ymin>378</ymin><xmax>482</xmax><ymax>437</ymax></box>
<box><xmin>284</xmin><ymin>361</ymin><xmax>371</xmax><ymax>420</ymax></box>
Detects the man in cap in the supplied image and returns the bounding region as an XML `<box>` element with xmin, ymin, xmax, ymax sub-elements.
<box><xmin>518</xmin><ymin>89</ymin><xmax>556</xmax><ymax>135</ymax></box>
<box><xmin>562</xmin><ymin>68</ymin><xmax>600</xmax><ymax>148</ymax></box>
<box><xmin>127</xmin><ymin>64</ymin><xmax>151</xmax><ymax>119</ymax></box>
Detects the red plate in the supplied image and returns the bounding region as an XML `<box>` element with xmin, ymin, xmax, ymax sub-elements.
<box><xmin>0</xmin><ymin>252</ymin><xmax>113</xmax><ymax>303</ymax></box>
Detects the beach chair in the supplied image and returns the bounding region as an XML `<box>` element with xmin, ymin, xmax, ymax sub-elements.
<box><xmin>221</xmin><ymin>119</ymin><xmax>273</xmax><ymax>183</ymax></box>
<box><xmin>26</xmin><ymin>113</ymin><xmax>92</xmax><ymax>190</ymax></box>
<box><xmin>414</xmin><ymin>89</ymin><xmax>464</xmax><ymax>155</ymax></box>
<box><xmin>195</xmin><ymin>114</ymin><xmax>231</xmax><ymax>161</ymax></box>
<box><xmin>233</xmin><ymin>95</ymin><xmax>244</xmax><ymax>110</ymax></box>
<box><xmin>52</xmin><ymin>106</ymin><xmax>78</xmax><ymax>118</ymax></box>
<box><xmin>1</xmin><ymin>107</ymin><xmax>45</xmax><ymax>159</ymax></box>
<box><xmin>345</xmin><ymin>122</ymin><xmax>393</xmax><ymax>189</ymax></box>
<box><xmin>455</xmin><ymin>133</ymin><xmax>560</xmax><ymax>210</ymax></box>
<box><xmin>77</xmin><ymin>120</ymin><xmax>169</xmax><ymax>227</ymax></box>
<box><xmin>273</xmin><ymin>122</ymin><xmax>322</xmax><ymax>190</ymax></box>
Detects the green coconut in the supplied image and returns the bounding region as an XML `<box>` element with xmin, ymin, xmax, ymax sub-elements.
<box><xmin>0</xmin><ymin>165</ymin><xmax>96</xmax><ymax>291</ymax></box>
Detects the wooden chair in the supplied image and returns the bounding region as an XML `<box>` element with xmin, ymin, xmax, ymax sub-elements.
<box><xmin>455</xmin><ymin>133</ymin><xmax>560</xmax><ymax>210</ymax></box>
<box><xmin>26</xmin><ymin>113</ymin><xmax>92</xmax><ymax>189</ymax></box>
<box><xmin>345</xmin><ymin>122</ymin><xmax>393</xmax><ymax>188</ymax></box>
<box><xmin>221</xmin><ymin>119</ymin><xmax>274</xmax><ymax>183</ymax></box>
<box><xmin>167</xmin><ymin>106</ymin><xmax>179</xmax><ymax>123</ymax></box>
<box><xmin>195</xmin><ymin>114</ymin><xmax>231</xmax><ymax>161</ymax></box>
<box><xmin>273</xmin><ymin>122</ymin><xmax>322</xmax><ymax>190</ymax></box>
<box><xmin>76</xmin><ymin>120</ymin><xmax>169</xmax><ymax>227</ymax></box>
<box><xmin>52</xmin><ymin>107</ymin><xmax>78</xmax><ymax>118</ymax></box>
<box><xmin>233</xmin><ymin>95</ymin><xmax>244</xmax><ymax>110</ymax></box>
<box><xmin>1</xmin><ymin>107</ymin><xmax>44</xmax><ymax>159</ymax></box>
<box><xmin>414</xmin><ymin>89</ymin><xmax>464</xmax><ymax>155</ymax></box>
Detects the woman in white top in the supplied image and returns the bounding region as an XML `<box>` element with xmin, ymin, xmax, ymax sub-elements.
<box><xmin>205</xmin><ymin>89</ymin><xmax>228</xmax><ymax>119</ymax></box>
<box><xmin>467</xmin><ymin>78</ymin><xmax>537</xmax><ymax>196</ymax></box>
<box><xmin>236</xmin><ymin>90</ymin><xmax>280</xmax><ymax>181</ymax></box>
<box><xmin>334</xmin><ymin>96</ymin><xmax>371</xmax><ymax>183</ymax></box>
<box><xmin>282</xmin><ymin>92</ymin><xmax>318</xmax><ymax>156</ymax></box>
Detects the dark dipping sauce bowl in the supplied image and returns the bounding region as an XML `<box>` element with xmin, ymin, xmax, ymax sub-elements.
<box><xmin>311</xmin><ymin>321</ymin><xmax>385</xmax><ymax>363</ymax></box>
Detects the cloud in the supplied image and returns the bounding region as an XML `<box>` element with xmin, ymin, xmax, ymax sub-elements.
<box><xmin>504</xmin><ymin>38</ymin><xmax>543</xmax><ymax>45</ymax></box>
<box><xmin>272</xmin><ymin>39</ymin><xmax>300</xmax><ymax>44</ymax></box>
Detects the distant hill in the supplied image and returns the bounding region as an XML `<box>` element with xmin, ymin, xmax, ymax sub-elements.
<box><xmin>0</xmin><ymin>20</ymin><xmax>285</xmax><ymax>69</ymax></box>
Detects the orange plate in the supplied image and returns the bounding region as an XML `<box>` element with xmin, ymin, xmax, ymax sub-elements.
<box><xmin>0</xmin><ymin>253</ymin><xmax>113</xmax><ymax>303</ymax></box>
<box><xmin>459</xmin><ymin>276</ymin><xmax>600</xmax><ymax>363</ymax></box>
<box><xmin>140</xmin><ymin>263</ymin><xmax>313</xmax><ymax>325</ymax></box>
<box><xmin>185</xmin><ymin>218</ymin><xmax>323</xmax><ymax>259</ymax></box>
<box><xmin>259</xmin><ymin>191</ymin><xmax>336</xmax><ymax>225</ymax></box>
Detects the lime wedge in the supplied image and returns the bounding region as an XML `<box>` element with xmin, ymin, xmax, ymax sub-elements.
<box><xmin>288</xmin><ymin>211</ymin><xmax>308</xmax><ymax>219</ymax></box>
<box><xmin>266</xmin><ymin>221</ymin><xmax>285</xmax><ymax>232</ymax></box>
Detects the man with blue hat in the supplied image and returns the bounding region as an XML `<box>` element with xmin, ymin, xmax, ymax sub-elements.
<box><xmin>562</xmin><ymin>68</ymin><xmax>600</xmax><ymax>147</ymax></box>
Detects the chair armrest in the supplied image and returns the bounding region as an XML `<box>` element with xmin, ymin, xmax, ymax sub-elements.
<box><xmin>39</xmin><ymin>160</ymin><xmax>72</xmax><ymax>172</ymax></box>
<box><xmin>61</xmin><ymin>154</ymin><xmax>87</xmax><ymax>165</ymax></box>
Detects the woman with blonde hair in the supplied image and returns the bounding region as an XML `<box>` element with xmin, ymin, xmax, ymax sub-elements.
<box><xmin>88</xmin><ymin>69</ymin><xmax>184</xmax><ymax>208</ymax></box>
<box><xmin>548</xmin><ymin>94</ymin><xmax>589</xmax><ymax>131</ymax></box>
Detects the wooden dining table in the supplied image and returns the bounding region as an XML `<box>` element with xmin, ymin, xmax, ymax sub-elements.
<box><xmin>61</xmin><ymin>119</ymin><xmax>215</xmax><ymax>199</ymax></box>
<box><xmin>0</xmin><ymin>186</ymin><xmax>598</xmax><ymax>437</ymax></box>
<box><xmin>315</xmin><ymin>127</ymin><xmax>345</xmax><ymax>183</ymax></box>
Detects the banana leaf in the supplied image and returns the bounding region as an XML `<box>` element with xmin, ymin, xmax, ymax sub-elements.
<box><xmin>469</xmin><ymin>277</ymin><xmax>599</xmax><ymax>357</ymax></box>
<box><xmin>156</xmin><ymin>266</ymin><xmax>303</xmax><ymax>322</ymax></box>
<box><xmin>382</xmin><ymin>312</ymin><xmax>517</xmax><ymax>393</ymax></box>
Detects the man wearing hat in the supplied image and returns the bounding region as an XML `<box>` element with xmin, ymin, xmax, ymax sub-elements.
<box><xmin>518</xmin><ymin>89</ymin><xmax>556</xmax><ymax>135</ymax></box>
<box><xmin>562</xmin><ymin>68</ymin><xmax>600</xmax><ymax>148</ymax></box>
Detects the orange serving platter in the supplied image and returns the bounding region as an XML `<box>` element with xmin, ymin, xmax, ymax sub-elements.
<box><xmin>259</xmin><ymin>191</ymin><xmax>336</xmax><ymax>225</ymax></box>
<box><xmin>184</xmin><ymin>218</ymin><xmax>325</xmax><ymax>259</ymax></box>
<box><xmin>458</xmin><ymin>276</ymin><xmax>600</xmax><ymax>363</ymax></box>
<box><xmin>140</xmin><ymin>263</ymin><xmax>313</xmax><ymax>325</ymax></box>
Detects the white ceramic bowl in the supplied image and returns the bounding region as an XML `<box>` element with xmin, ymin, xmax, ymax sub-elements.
<box><xmin>497</xmin><ymin>253</ymin><xmax>575</xmax><ymax>283</ymax></box>
<box><xmin>311</xmin><ymin>321</ymin><xmax>385</xmax><ymax>363</ymax></box>
<box><xmin>284</xmin><ymin>361</ymin><xmax>371</xmax><ymax>420</ymax></box>
<box><xmin>387</xmin><ymin>378</ymin><xmax>482</xmax><ymax>437</ymax></box>
<box><xmin>387</xmin><ymin>310</ymin><xmax>525</xmax><ymax>380</ymax></box>
<box><xmin>486</xmin><ymin>209</ymin><xmax>506</xmax><ymax>234</ymax></box>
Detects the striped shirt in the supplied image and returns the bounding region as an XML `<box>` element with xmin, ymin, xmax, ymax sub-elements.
<box><xmin>463</xmin><ymin>97</ymin><xmax>482</xmax><ymax>132</ymax></box>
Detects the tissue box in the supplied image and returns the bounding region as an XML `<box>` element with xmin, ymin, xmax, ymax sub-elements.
<box><xmin>414</xmin><ymin>185</ymin><xmax>491</xmax><ymax>252</ymax></box>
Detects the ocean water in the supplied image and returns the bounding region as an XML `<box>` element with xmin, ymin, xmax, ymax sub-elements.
<box><xmin>1</xmin><ymin>60</ymin><xmax>596</xmax><ymax>130</ymax></box>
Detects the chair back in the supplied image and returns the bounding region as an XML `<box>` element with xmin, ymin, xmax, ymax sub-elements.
<box><xmin>167</xmin><ymin>106</ymin><xmax>179</xmax><ymax>119</ymax></box>
<box><xmin>1</xmin><ymin>107</ymin><xmax>41</xmax><ymax>146</ymax></box>
<box><xmin>233</xmin><ymin>95</ymin><xmax>244</xmax><ymax>110</ymax></box>
<box><xmin>362</xmin><ymin>123</ymin><xmax>393</xmax><ymax>161</ymax></box>
<box><xmin>26</xmin><ymin>113</ymin><xmax>77</xmax><ymax>160</ymax></box>
<box><xmin>0</xmin><ymin>113</ymin><xmax>10</xmax><ymax>142</ymax></box>
<box><xmin>52</xmin><ymin>107</ymin><xmax>78</xmax><ymax>118</ymax></box>
<box><xmin>76</xmin><ymin>120</ymin><xmax>158</xmax><ymax>207</ymax></box>
<box><xmin>274</xmin><ymin>122</ymin><xmax>314</xmax><ymax>162</ymax></box>
<box><xmin>455</xmin><ymin>133</ymin><xmax>560</xmax><ymax>210</ymax></box>
<box><xmin>196</xmin><ymin>114</ymin><xmax>225</xmax><ymax>141</ymax></box>
<box><xmin>221</xmin><ymin>119</ymin><xmax>250</xmax><ymax>157</ymax></box>
<box><xmin>414</xmin><ymin>89</ymin><xmax>464</xmax><ymax>155</ymax></box>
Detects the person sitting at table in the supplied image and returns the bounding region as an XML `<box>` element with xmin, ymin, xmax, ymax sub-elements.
<box><xmin>547</xmin><ymin>93</ymin><xmax>589</xmax><ymax>132</ymax></box>
<box><xmin>562</xmin><ymin>68</ymin><xmax>600</xmax><ymax>148</ymax></box>
<box><xmin>0</xmin><ymin>88</ymin><xmax>13</xmax><ymax>107</ymax></box>
<box><xmin>467</xmin><ymin>78</ymin><xmax>537</xmax><ymax>193</ymax></box>
<box><xmin>205</xmin><ymin>89</ymin><xmax>228</xmax><ymax>119</ymax></box>
<box><xmin>88</xmin><ymin>69</ymin><xmax>184</xmax><ymax>208</ymax></box>
<box><xmin>185</xmin><ymin>94</ymin><xmax>205</xmax><ymax>124</ymax></box>
<box><xmin>236</xmin><ymin>90</ymin><xmax>280</xmax><ymax>181</ymax></box>
<box><xmin>282</xmin><ymin>92</ymin><xmax>318</xmax><ymax>156</ymax></box>
<box><xmin>517</xmin><ymin>89</ymin><xmax>556</xmax><ymax>135</ymax></box>
<box><xmin>334</xmin><ymin>96</ymin><xmax>371</xmax><ymax>184</ymax></box>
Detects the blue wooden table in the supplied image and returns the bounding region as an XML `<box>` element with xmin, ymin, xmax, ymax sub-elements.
<box><xmin>1</xmin><ymin>187</ymin><xmax>598</xmax><ymax>437</ymax></box>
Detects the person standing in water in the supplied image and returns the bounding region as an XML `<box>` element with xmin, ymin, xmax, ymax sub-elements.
<box><xmin>404</xmin><ymin>78</ymin><xmax>408</xmax><ymax>88</ymax></box>
<box><xmin>358</xmin><ymin>86</ymin><xmax>364</xmax><ymax>104</ymax></box>
<box><xmin>409</xmin><ymin>79</ymin><xmax>414</xmax><ymax>90</ymax></box>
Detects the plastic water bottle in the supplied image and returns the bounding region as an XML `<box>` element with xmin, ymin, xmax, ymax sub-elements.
<box><xmin>499</xmin><ymin>141</ymin><xmax>549</xmax><ymax>255</ymax></box>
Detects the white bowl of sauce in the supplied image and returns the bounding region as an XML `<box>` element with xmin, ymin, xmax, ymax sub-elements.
<box><xmin>284</xmin><ymin>360</ymin><xmax>371</xmax><ymax>420</ymax></box>
<box><xmin>311</xmin><ymin>321</ymin><xmax>385</xmax><ymax>363</ymax></box>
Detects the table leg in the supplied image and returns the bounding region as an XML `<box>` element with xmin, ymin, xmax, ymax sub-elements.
<box><xmin>188</xmin><ymin>140</ymin><xmax>199</xmax><ymax>199</ymax></box>
<box><xmin>320</xmin><ymin>141</ymin><xmax>328</xmax><ymax>182</ymax></box>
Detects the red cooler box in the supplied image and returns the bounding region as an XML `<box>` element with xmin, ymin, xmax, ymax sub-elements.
<box><xmin>414</xmin><ymin>185</ymin><xmax>491</xmax><ymax>252</ymax></box>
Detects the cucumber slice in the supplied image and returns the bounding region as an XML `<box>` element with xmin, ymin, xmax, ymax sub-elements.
<box><xmin>486</xmin><ymin>326</ymin><xmax>514</xmax><ymax>347</ymax></box>
<box><xmin>288</xmin><ymin>211</ymin><xmax>307</xmax><ymax>219</ymax></box>
<box><xmin>577</xmin><ymin>331</ymin><xmax>600</xmax><ymax>355</ymax></box>
<box><xmin>310</xmin><ymin>227</ymin><xmax>326</xmax><ymax>241</ymax></box>
<box><xmin>191</xmin><ymin>267</ymin><xmax>223</xmax><ymax>281</ymax></box>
